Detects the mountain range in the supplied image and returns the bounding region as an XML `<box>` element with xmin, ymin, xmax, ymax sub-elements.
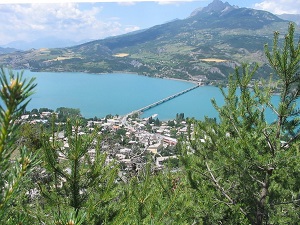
<box><xmin>1</xmin><ymin>37</ymin><xmax>93</xmax><ymax>51</ymax></box>
<box><xmin>0</xmin><ymin>47</ymin><xmax>20</xmax><ymax>54</ymax></box>
<box><xmin>278</xmin><ymin>14</ymin><xmax>300</xmax><ymax>25</ymax></box>
<box><xmin>0</xmin><ymin>0</ymin><xmax>298</xmax><ymax>83</ymax></box>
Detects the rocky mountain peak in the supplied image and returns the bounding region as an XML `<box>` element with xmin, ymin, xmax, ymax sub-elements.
<box><xmin>203</xmin><ymin>0</ymin><xmax>234</xmax><ymax>13</ymax></box>
<box><xmin>190</xmin><ymin>0</ymin><xmax>236</xmax><ymax>17</ymax></box>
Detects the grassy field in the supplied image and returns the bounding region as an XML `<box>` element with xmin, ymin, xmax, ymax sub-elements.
<box><xmin>200</xmin><ymin>58</ymin><xmax>227</xmax><ymax>63</ymax></box>
<box><xmin>113</xmin><ymin>53</ymin><xmax>130</xmax><ymax>57</ymax></box>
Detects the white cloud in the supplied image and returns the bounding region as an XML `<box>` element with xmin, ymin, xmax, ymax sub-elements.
<box><xmin>254</xmin><ymin>0</ymin><xmax>300</xmax><ymax>14</ymax></box>
<box><xmin>117</xmin><ymin>2</ymin><xmax>136</xmax><ymax>6</ymax></box>
<box><xmin>125</xmin><ymin>25</ymin><xmax>140</xmax><ymax>32</ymax></box>
<box><xmin>156</xmin><ymin>0</ymin><xmax>197</xmax><ymax>5</ymax></box>
<box><xmin>0</xmin><ymin>3</ymin><xmax>141</xmax><ymax>45</ymax></box>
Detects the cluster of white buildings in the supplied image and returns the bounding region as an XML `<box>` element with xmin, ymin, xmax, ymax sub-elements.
<box><xmin>19</xmin><ymin>111</ymin><xmax>191</xmax><ymax>171</ymax></box>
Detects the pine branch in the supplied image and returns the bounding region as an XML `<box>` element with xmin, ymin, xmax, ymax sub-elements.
<box><xmin>205</xmin><ymin>161</ymin><xmax>248</xmax><ymax>217</ymax></box>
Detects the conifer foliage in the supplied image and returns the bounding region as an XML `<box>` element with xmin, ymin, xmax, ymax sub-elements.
<box><xmin>113</xmin><ymin>164</ymin><xmax>196</xmax><ymax>224</ymax></box>
<box><xmin>37</xmin><ymin>118</ymin><xmax>120</xmax><ymax>224</ymax></box>
<box><xmin>0</xmin><ymin>68</ymin><xmax>37</xmax><ymax>223</ymax></box>
<box><xmin>182</xmin><ymin>23</ymin><xmax>300</xmax><ymax>224</ymax></box>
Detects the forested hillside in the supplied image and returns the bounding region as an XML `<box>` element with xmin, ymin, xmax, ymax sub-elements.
<box><xmin>0</xmin><ymin>24</ymin><xmax>299</xmax><ymax>225</ymax></box>
<box><xmin>0</xmin><ymin>0</ymin><xmax>298</xmax><ymax>84</ymax></box>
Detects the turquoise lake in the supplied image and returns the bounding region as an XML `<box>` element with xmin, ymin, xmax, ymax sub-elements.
<box><xmin>20</xmin><ymin>70</ymin><xmax>286</xmax><ymax>121</ymax></box>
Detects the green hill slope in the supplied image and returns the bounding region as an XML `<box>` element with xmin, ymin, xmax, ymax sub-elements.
<box><xmin>0</xmin><ymin>0</ymin><xmax>297</xmax><ymax>83</ymax></box>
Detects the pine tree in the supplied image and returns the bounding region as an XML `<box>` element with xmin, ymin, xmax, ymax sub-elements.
<box><xmin>182</xmin><ymin>23</ymin><xmax>300</xmax><ymax>224</ymax></box>
<box><xmin>35</xmin><ymin>118</ymin><xmax>120</xmax><ymax>224</ymax></box>
<box><xmin>0</xmin><ymin>68</ymin><xmax>38</xmax><ymax>224</ymax></box>
<box><xmin>113</xmin><ymin>164</ymin><xmax>197</xmax><ymax>224</ymax></box>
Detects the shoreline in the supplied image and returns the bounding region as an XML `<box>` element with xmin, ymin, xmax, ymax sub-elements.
<box><xmin>112</xmin><ymin>71</ymin><xmax>199</xmax><ymax>85</ymax></box>
<box><xmin>18</xmin><ymin>67</ymin><xmax>207</xmax><ymax>87</ymax></box>
<box><xmin>161</xmin><ymin>76</ymin><xmax>199</xmax><ymax>85</ymax></box>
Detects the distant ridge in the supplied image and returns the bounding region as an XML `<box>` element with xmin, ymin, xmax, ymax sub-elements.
<box><xmin>0</xmin><ymin>46</ymin><xmax>20</xmax><ymax>54</ymax></box>
<box><xmin>278</xmin><ymin>14</ymin><xmax>300</xmax><ymax>25</ymax></box>
<box><xmin>2</xmin><ymin>37</ymin><xmax>93</xmax><ymax>51</ymax></box>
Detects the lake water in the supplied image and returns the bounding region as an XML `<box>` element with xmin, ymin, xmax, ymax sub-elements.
<box><xmin>19</xmin><ymin>70</ymin><xmax>287</xmax><ymax>121</ymax></box>
<box><xmin>19</xmin><ymin>70</ymin><xmax>224</xmax><ymax>120</ymax></box>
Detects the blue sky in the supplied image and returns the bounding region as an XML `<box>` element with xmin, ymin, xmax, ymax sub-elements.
<box><xmin>0</xmin><ymin>0</ymin><xmax>299</xmax><ymax>46</ymax></box>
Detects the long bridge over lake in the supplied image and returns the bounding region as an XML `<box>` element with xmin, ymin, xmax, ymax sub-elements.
<box><xmin>128</xmin><ymin>84</ymin><xmax>200</xmax><ymax>116</ymax></box>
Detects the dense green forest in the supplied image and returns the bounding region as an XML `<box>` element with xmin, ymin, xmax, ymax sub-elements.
<box><xmin>0</xmin><ymin>23</ymin><xmax>299</xmax><ymax>225</ymax></box>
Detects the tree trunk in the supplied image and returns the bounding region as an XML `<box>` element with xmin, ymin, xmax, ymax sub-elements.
<box><xmin>256</xmin><ymin>172</ymin><xmax>271</xmax><ymax>225</ymax></box>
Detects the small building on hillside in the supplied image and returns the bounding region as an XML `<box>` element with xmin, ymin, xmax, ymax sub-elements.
<box><xmin>156</xmin><ymin>156</ymin><xmax>178</xmax><ymax>167</ymax></box>
<box><xmin>163</xmin><ymin>136</ymin><xmax>177</xmax><ymax>146</ymax></box>
<box><xmin>147</xmin><ymin>141</ymin><xmax>163</xmax><ymax>154</ymax></box>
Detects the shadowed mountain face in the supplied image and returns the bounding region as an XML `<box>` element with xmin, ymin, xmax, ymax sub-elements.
<box><xmin>80</xmin><ymin>0</ymin><xmax>284</xmax><ymax>51</ymax></box>
<box><xmin>0</xmin><ymin>0</ymin><xmax>296</xmax><ymax>83</ymax></box>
